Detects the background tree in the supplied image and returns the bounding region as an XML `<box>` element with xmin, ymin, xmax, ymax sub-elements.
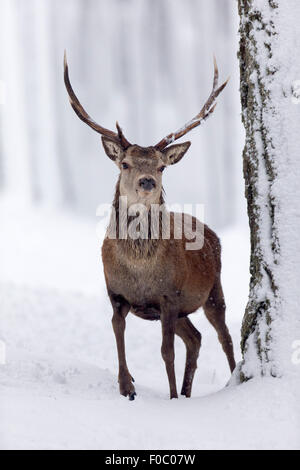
<box><xmin>0</xmin><ymin>0</ymin><xmax>241</xmax><ymax>229</ymax></box>
<box><xmin>238</xmin><ymin>0</ymin><xmax>300</xmax><ymax>380</ymax></box>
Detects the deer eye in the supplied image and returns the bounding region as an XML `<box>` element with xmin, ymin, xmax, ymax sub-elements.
<box><xmin>122</xmin><ymin>162</ymin><xmax>129</xmax><ymax>169</ymax></box>
<box><xmin>158</xmin><ymin>165</ymin><xmax>166</xmax><ymax>173</ymax></box>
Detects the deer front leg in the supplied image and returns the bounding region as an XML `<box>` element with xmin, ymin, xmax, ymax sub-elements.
<box><xmin>160</xmin><ymin>302</ymin><xmax>178</xmax><ymax>399</ymax></box>
<box><xmin>175</xmin><ymin>317</ymin><xmax>201</xmax><ymax>398</ymax></box>
<box><xmin>110</xmin><ymin>293</ymin><xmax>136</xmax><ymax>400</ymax></box>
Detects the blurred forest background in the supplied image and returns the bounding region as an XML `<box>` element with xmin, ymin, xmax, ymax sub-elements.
<box><xmin>0</xmin><ymin>0</ymin><xmax>245</xmax><ymax>230</ymax></box>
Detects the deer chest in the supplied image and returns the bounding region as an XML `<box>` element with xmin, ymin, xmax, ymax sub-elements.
<box><xmin>109</xmin><ymin>256</ymin><xmax>172</xmax><ymax>305</ymax></box>
<box><xmin>102</xmin><ymin>239</ymin><xmax>181</xmax><ymax>305</ymax></box>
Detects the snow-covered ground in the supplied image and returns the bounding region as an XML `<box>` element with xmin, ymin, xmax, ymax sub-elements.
<box><xmin>0</xmin><ymin>200</ymin><xmax>299</xmax><ymax>450</ymax></box>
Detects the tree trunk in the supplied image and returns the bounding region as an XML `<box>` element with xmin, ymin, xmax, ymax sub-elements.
<box><xmin>238</xmin><ymin>0</ymin><xmax>300</xmax><ymax>381</ymax></box>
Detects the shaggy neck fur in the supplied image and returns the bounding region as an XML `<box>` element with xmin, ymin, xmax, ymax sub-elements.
<box><xmin>108</xmin><ymin>177</ymin><xmax>166</xmax><ymax>258</ymax></box>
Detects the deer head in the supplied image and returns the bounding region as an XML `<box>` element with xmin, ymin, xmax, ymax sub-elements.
<box><xmin>64</xmin><ymin>52</ymin><xmax>228</xmax><ymax>207</ymax></box>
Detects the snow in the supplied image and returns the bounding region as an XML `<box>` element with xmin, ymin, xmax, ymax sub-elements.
<box><xmin>1</xmin><ymin>200</ymin><xmax>299</xmax><ymax>449</ymax></box>
<box><xmin>270</xmin><ymin>0</ymin><xmax>300</xmax><ymax>379</ymax></box>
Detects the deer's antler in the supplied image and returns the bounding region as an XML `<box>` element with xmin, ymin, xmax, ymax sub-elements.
<box><xmin>64</xmin><ymin>51</ymin><xmax>131</xmax><ymax>149</ymax></box>
<box><xmin>155</xmin><ymin>57</ymin><xmax>229</xmax><ymax>151</ymax></box>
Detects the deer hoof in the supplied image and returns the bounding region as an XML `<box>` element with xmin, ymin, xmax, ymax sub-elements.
<box><xmin>129</xmin><ymin>392</ymin><xmax>136</xmax><ymax>401</ymax></box>
<box><xmin>119</xmin><ymin>377</ymin><xmax>136</xmax><ymax>399</ymax></box>
<box><xmin>181</xmin><ymin>388</ymin><xmax>191</xmax><ymax>398</ymax></box>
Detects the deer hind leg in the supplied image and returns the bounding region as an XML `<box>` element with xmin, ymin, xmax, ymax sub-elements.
<box><xmin>109</xmin><ymin>293</ymin><xmax>136</xmax><ymax>400</ymax></box>
<box><xmin>204</xmin><ymin>279</ymin><xmax>236</xmax><ymax>373</ymax></box>
<box><xmin>175</xmin><ymin>317</ymin><xmax>201</xmax><ymax>398</ymax></box>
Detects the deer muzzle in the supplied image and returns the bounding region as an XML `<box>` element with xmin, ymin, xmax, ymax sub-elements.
<box><xmin>138</xmin><ymin>177</ymin><xmax>156</xmax><ymax>191</ymax></box>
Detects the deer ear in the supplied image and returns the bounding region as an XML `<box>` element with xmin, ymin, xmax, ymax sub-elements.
<box><xmin>101</xmin><ymin>137</ymin><xmax>124</xmax><ymax>163</ymax></box>
<box><xmin>162</xmin><ymin>141</ymin><xmax>191</xmax><ymax>165</ymax></box>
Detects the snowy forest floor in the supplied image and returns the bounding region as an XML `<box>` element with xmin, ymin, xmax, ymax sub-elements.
<box><xmin>0</xmin><ymin>202</ymin><xmax>299</xmax><ymax>450</ymax></box>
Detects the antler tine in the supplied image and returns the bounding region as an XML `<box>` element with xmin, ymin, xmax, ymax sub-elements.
<box><xmin>213</xmin><ymin>55</ymin><xmax>218</xmax><ymax>91</ymax></box>
<box><xmin>64</xmin><ymin>51</ymin><xmax>131</xmax><ymax>148</ymax></box>
<box><xmin>115</xmin><ymin>121</ymin><xmax>131</xmax><ymax>149</ymax></box>
<box><xmin>155</xmin><ymin>57</ymin><xmax>229</xmax><ymax>151</ymax></box>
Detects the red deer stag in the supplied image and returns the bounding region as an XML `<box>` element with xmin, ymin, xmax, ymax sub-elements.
<box><xmin>64</xmin><ymin>52</ymin><xmax>236</xmax><ymax>400</ymax></box>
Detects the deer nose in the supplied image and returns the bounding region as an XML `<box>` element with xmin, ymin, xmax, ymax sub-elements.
<box><xmin>139</xmin><ymin>177</ymin><xmax>156</xmax><ymax>191</ymax></box>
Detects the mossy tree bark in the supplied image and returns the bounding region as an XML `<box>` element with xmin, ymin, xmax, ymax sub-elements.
<box><xmin>238</xmin><ymin>0</ymin><xmax>300</xmax><ymax>380</ymax></box>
